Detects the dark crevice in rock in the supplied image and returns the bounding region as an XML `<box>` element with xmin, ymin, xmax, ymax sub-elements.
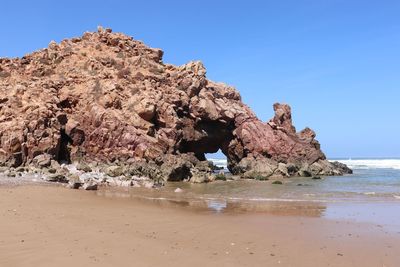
<box><xmin>57</xmin><ymin>97</ymin><xmax>78</xmax><ymax>109</ymax></box>
<box><xmin>56</xmin><ymin>128</ymin><xmax>73</xmax><ymax>164</ymax></box>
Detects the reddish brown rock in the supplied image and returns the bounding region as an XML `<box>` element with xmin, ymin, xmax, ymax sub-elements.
<box><xmin>0</xmin><ymin>28</ymin><xmax>349</xmax><ymax>178</ymax></box>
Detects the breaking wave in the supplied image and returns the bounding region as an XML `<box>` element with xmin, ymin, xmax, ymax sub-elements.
<box><xmin>209</xmin><ymin>158</ymin><xmax>228</xmax><ymax>169</ymax></box>
<box><xmin>208</xmin><ymin>158</ymin><xmax>400</xmax><ymax>170</ymax></box>
<box><xmin>335</xmin><ymin>159</ymin><xmax>400</xmax><ymax>170</ymax></box>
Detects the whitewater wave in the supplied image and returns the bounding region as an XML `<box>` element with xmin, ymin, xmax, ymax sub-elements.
<box><xmin>335</xmin><ymin>159</ymin><xmax>400</xmax><ymax>170</ymax></box>
<box><xmin>209</xmin><ymin>158</ymin><xmax>400</xmax><ymax>170</ymax></box>
<box><xmin>209</xmin><ymin>158</ymin><xmax>228</xmax><ymax>168</ymax></box>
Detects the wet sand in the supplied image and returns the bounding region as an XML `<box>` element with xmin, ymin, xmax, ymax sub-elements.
<box><xmin>0</xmin><ymin>185</ymin><xmax>399</xmax><ymax>267</ymax></box>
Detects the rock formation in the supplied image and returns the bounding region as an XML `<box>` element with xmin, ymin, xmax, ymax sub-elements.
<box><xmin>0</xmin><ymin>27</ymin><xmax>351</xmax><ymax>182</ymax></box>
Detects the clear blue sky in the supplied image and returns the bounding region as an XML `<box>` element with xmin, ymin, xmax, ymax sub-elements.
<box><xmin>1</xmin><ymin>1</ymin><xmax>399</xmax><ymax>158</ymax></box>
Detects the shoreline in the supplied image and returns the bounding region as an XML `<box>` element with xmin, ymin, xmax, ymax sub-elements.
<box><xmin>1</xmin><ymin>184</ymin><xmax>399</xmax><ymax>267</ymax></box>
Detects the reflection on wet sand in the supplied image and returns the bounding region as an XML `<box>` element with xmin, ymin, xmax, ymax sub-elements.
<box><xmin>95</xmin><ymin>187</ymin><xmax>327</xmax><ymax>217</ymax></box>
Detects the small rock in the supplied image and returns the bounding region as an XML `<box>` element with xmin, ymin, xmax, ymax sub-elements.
<box><xmin>33</xmin><ymin>154</ymin><xmax>52</xmax><ymax>168</ymax></box>
<box><xmin>7</xmin><ymin>172</ymin><xmax>16</xmax><ymax>177</ymax></box>
<box><xmin>82</xmin><ymin>179</ymin><xmax>98</xmax><ymax>190</ymax></box>
<box><xmin>253</xmin><ymin>173</ymin><xmax>269</xmax><ymax>181</ymax></box>
<box><xmin>143</xmin><ymin>181</ymin><xmax>154</xmax><ymax>189</ymax></box>
<box><xmin>68</xmin><ymin>174</ymin><xmax>83</xmax><ymax>189</ymax></box>
<box><xmin>214</xmin><ymin>173</ymin><xmax>227</xmax><ymax>181</ymax></box>
<box><xmin>121</xmin><ymin>180</ymin><xmax>132</xmax><ymax>187</ymax></box>
<box><xmin>174</xmin><ymin>188</ymin><xmax>183</xmax><ymax>193</ymax></box>
<box><xmin>68</xmin><ymin>181</ymin><xmax>82</xmax><ymax>189</ymax></box>
<box><xmin>297</xmin><ymin>183</ymin><xmax>311</xmax><ymax>186</ymax></box>
<box><xmin>106</xmin><ymin>166</ymin><xmax>124</xmax><ymax>177</ymax></box>
<box><xmin>272</xmin><ymin>180</ymin><xmax>283</xmax><ymax>185</ymax></box>
<box><xmin>15</xmin><ymin>166</ymin><xmax>26</xmax><ymax>172</ymax></box>
<box><xmin>47</xmin><ymin>168</ymin><xmax>57</xmax><ymax>174</ymax></box>
<box><xmin>45</xmin><ymin>174</ymin><xmax>68</xmax><ymax>183</ymax></box>
<box><xmin>50</xmin><ymin>160</ymin><xmax>61</xmax><ymax>169</ymax></box>
<box><xmin>131</xmin><ymin>181</ymin><xmax>141</xmax><ymax>188</ymax></box>
<box><xmin>76</xmin><ymin>162</ymin><xmax>92</xmax><ymax>172</ymax></box>
<box><xmin>312</xmin><ymin>176</ymin><xmax>322</xmax><ymax>180</ymax></box>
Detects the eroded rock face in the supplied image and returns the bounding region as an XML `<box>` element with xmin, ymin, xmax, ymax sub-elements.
<box><xmin>0</xmin><ymin>27</ymin><xmax>349</xmax><ymax>178</ymax></box>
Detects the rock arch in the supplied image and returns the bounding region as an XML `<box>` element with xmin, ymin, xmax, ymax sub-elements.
<box><xmin>0</xmin><ymin>28</ymin><xmax>351</xmax><ymax>177</ymax></box>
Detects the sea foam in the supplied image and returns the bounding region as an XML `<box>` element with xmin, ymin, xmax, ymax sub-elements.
<box><xmin>336</xmin><ymin>159</ymin><xmax>400</xmax><ymax>170</ymax></box>
<box><xmin>208</xmin><ymin>158</ymin><xmax>400</xmax><ymax>170</ymax></box>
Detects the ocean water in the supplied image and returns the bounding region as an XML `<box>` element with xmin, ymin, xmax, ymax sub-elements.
<box><xmin>97</xmin><ymin>159</ymin><xmax>400</xmax><ymax>212</ymax></box>
<box><xmin>95</xmin><ymin>158</ymin><xmax>400</xmax><ymax>230</ymax></box>
<box><xmin>203</xmin><ymin>158</ymin><xmax>400</xmax><ymax>202</ymax></box>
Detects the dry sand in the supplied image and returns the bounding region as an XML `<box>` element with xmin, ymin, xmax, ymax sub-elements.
<box><xmin>0</xmin><ymin>185</ymin><xmax>399</xmax><ymax>267</ymax></box>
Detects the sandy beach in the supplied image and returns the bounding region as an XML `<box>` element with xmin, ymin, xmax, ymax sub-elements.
<box><xmin>0</xmin><ymin>185</ymin><xmax>399</xmax><ymax>267</ymax></box>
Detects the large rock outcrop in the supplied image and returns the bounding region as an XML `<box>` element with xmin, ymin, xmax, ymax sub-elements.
<box><xmin>0</xmin><ymin>27</ymin><xmax>350</xmax><ymax>180</ymax></box>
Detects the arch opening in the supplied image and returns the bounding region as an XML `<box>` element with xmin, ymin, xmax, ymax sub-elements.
<box><xmin>177</xmin><ymin>120</ymin><xmax>234</xmax><ymax>168</ymax></box>
<box><xmin>205</xmin><ymin>149</ymin><xmax>229</xmax><ymax>173</ymax></box>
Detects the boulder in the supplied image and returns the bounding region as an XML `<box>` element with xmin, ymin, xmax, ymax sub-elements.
<box><xmin>76</xmin><ymin>162</ymin><xmax>92</xmax><ymax>172</ymax></box>
<box><xmin>331</xmin><ymin>161</ymin><xmax>353</xmax><ymax>174</ymax></box>
<box><xmin>33</xmin><ymin>154</ymin><xmax>52</xmax><ymax>168</ymax></box>
<box><xmin>105</xmin><ymin>166</ymin><xmax>124</xmax><ymax>177</ymax></box>
<box><xmin>298</xmin><ymin>169</ymin><xmax>312</xmax><ymax>177</ymax></box>
<box><xmin>47</xmin><ymin>168</ymin><xmax>57</xmax><ymax>174</ymax></box>
<box><xmin>9</xmin><ymin>152</ymin><xmax>23</xmax><ymax>168</ymax></box>
<box><xmin>190</xmin><ymin>172</ymin><xmax>211</xmax><ymax>183</ymax></box>
<box><xmin>232</xmin><ymin>158</ymin><xmax>277</xmax><ymax>178</ymax></box>
<box><xmin>274</xmin><ymin>163</ymin><xmax>289</xmax><ymax>177</ymax></box>
<box><xmin>125</xmin><ymin>161</ymin><xmax>162</xmax><ymax>180</ymax></box>
<box><xmin>160</xmin><ymin>155</ymin><xmax>193</xmax><ymax>182</ymax></box>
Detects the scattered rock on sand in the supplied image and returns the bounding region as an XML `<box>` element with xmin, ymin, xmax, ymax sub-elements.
<box><xmin>45</xmin><ymin>174</ymin><xmax>68</xmax><ymax>183</ymax></box>
<box><xmin>68</xmin><ymin>174</ymin><xmax>83</xmax><ymax>189</ymax></box>
<box><xmin>82</xmin><ymin>179</ymin><xmax>98</xmax><ymax>190</ymax></box>
<box><xmin>143</xmin><ymin>181</ymin><xmax>154</xmax><ymax>189</ymax></box>
<box><xmin>7</xmin><ymin>172</ymin><xmax>16</xmax><ymax>177</ymax></box>
<box><xmin>174</xmin><ymin>188</ymin><xmax>183</xmax><ymax>193</ymax></box>
<box><xmin>15</xmin><ymin>167</ymin><xmax>26</xmax><ymax>172</ymax></box>
<box><xmin>120</xmin><ymin>180</ymin><xmax>132</xmax><ymax>187</ymax></box>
